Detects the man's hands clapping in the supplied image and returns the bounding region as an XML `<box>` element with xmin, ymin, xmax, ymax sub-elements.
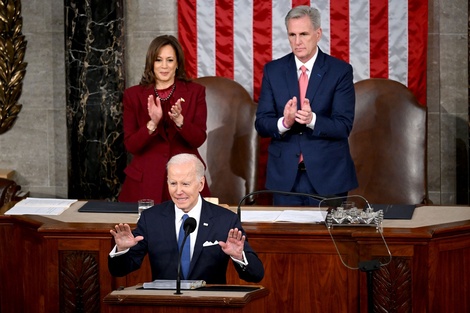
<box><xmin>283</xmin><ymin>96</ymin><xmax>313</xmax><ymax>127</ymax></box>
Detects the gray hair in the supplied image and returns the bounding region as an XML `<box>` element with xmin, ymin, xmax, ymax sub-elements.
<box><xmin>285</xmin><ymin>6</ymin><xmax>321</xmax><ymax>30</ymax></box>
<box><xmin>167</xmin><ymin>153</ymin><xmax>205</xmax><ymax>180</ymax></box>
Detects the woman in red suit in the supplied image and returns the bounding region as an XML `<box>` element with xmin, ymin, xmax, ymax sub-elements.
<box><xmin>118</xmin><ymin>35</ymin><xmax>210</xmax><ymax>203</ymax></box>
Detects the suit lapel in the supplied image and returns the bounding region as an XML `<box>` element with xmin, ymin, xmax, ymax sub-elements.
<box><xmin>140</xmin><ymin>86</ymin><xmax>154</xmax><ymax>117</ymax></box>
<box><xmin>189</xmin><ymin>200</ymin><xmax>213</xmax><ymax>274</ymax></box>
<box><xmin>284</xmin><ymin>54</ymin><xmax>301</xmax><ymax>108</ymax></box>
<box><xmin>160</xmin><ymin>202</ymin><xmax>178</xmax><ymax>250</ymax></box>
<box><xmin>285</xmin><ymin>50</ymin><xmax>327</xmax><ymax>109</ymax></box>
<box><xmin>306</xmin><ymin>49</ymin><xmax>327</xmax><ymax>105</ymax></box>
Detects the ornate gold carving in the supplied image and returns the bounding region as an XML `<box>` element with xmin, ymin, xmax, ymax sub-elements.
<box><xmin>0</xmin><ymin>0</ymin><xmax>27</xmax><ymax>134</ymax></box>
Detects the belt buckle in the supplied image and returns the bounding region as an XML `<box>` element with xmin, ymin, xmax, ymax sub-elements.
<box><xmin>298</xmin><ymin>161</ymin><xmax>306</xmax><ymax>171</ymax></box>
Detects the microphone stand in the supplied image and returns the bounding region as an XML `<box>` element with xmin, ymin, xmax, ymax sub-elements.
<box><xmin>324</xmin><ymin>195</ymin><xmax>391</xmax><ymax>313</ymax></box>
<box><xmin>237</xmin><ymin>190</ymin><xmax>389</xmax><ymax>312</ymax></box>
<box><xmin>175</xmin><ymin>233</ymin><xmax>189</xmax><ymax>295</ymax></box>
<box><xmin>359</xmin><ymin>260</ymin><xmax>381</xmax><ymax>313</ymax></box>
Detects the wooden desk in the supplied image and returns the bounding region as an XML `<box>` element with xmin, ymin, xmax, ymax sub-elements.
<box><xmin>103</xmin><ymin>284</ymin><xmax>268</xmax><ymax>313</ymax></box>
<box><xmin>1</xmin><ymin>202</ymin><xmax>469</xmax><ymax>312</ymax></box>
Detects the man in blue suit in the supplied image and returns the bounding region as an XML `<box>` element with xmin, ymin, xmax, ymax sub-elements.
<box><xmin>255</xmin><ymin>5</ymin><xmax>358</xmax><ymax>206</ymax></box>
<box><xmin>108</xmin><ymin>153</ymin><xmax>264</xmax><ymax>284</ymax></box>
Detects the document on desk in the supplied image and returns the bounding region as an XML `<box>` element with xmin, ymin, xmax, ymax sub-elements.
<box><xmin>4</xmin><ymin>197</ymin><xmax>77</xmax><ymax>215</ymax></box>
<box><xmin>142</xmin><ymin>279</ymin><xmax>206</xmax><ymax>290</ymax></box>
<box><xmin>241</xmin><ymin>210</ymin><xmax>327</xmax><ymax>223</ymax></box>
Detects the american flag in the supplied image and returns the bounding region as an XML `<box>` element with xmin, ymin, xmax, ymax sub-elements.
<box><xmin>178</xmin><ymin>0</ymin><xmax>428</xmax><ymax>196</ymax></box>
<box><xmin>177</xmin><ymin>0</ymin><xmax>428</xmax><ymax>105</ymax></box>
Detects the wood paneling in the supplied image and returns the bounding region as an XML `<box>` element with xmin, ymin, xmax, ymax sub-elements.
<box><xmin>1</xmin><ymin>214</ymin><xmax>470</xmax><ymax>312</ymax></box>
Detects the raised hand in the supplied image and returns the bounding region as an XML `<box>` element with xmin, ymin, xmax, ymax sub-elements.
<box><xmin>110</xmin><ymin>223</ymin><xmax>144</xmax><ymax>252</ymax></box>
<box><xmin>218</xmin><ymin>228</ymin><xmax>245</xmax><ymax>261</ymax></box>
<box><xmin>147</xmin><ymin>94</ymin><xmax>163</xmax><ymax>125</ymax></box>
<box><xmin>169</xmin><ymin>98</ymin><xmax>184</xmax><ymax>128</ymax></box>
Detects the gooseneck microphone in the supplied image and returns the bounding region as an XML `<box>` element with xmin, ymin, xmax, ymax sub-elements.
<box><xmin>175</xmin><ymin>217</ymin><xmax>197</xmax><ymax>295</ymax></box>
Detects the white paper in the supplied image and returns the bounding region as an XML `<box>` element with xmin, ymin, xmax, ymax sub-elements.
<box><xmin>240</xmin><ymin>210</ymin><xmax>283</xmax><ymax>222</ymax></box>
<box><xmin>275</xmin><ymin>210</ymin><xmax>327</xmax><ymax>223</ymax></box>
<box><xmin>240</xmin><ymin>210</ymin><xmax>326</xmax><ymax>223</ymax></box>
<box><xmin>4</xmin><ymin>198</ymin><xmax>77</xmax><ymax>216</ymax></box>
<box><xmin>142</xmin><ymin>279</ymin><xmax>206</xmax><ymax>290</ymax></box>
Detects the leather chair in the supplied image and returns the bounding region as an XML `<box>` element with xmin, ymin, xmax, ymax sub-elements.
<box><xmin>348</xmin><ymin>78</ymin><xmax>430</xmax><ymax>205</ymax></box>
<box><xmin>0</xmin><ymin>178</ymin><xmax>21</xmax><ymax>212</ymax></box>
<box><xmin>195</xmin><ymin>76</ymin><xmax>259</xmax><ymax>205</ymax></box>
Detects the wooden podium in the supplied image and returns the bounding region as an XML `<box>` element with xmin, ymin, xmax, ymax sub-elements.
<box><xmin>1</xmin><ymin>202</ymin><xmax>470</xmax><ymax>312</ymax></box>
<box><xmin>102</xmin><ymin>284</ymin><xmax>269</xmax><ymax>313</ymax></box>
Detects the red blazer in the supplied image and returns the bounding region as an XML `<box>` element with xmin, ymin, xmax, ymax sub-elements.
<box><xmin>118</xmin><ymin>80</ymin><xmax>210</xmax><ymax>203</ymax></box>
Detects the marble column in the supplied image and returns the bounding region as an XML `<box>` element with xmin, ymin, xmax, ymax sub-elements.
<box><xmin>65</xmin><ymin>0</ymin><xmax>125</xmax><ymax>200</ymax></box>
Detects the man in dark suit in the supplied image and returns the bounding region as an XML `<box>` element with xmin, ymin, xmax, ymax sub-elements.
<box><xmin>255</xmin><ymin>5</ymin><xmax>358</xmax><ymax>206</ymax></box>
<box><xmin>108</xmin><ymin>153</ymin><xmax>264</xmax><ymax>284</ymax></box>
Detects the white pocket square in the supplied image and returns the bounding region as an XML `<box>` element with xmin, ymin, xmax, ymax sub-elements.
<box><xmin>203</xmin><ymin>240</ymin><xmax>219</xmax><ymax>247</ymax></box>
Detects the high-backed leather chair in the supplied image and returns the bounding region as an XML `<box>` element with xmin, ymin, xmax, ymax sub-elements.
<box><xmin>348</xmin><ymin>78</ymin><xmax>430</xmax><ymax>205</ymax></box>
<box><xmin>195</xmin><ymin>76</ymin><xmax>258</xmax><ymax>205</ymax></box>
<box><xmin>0</xmin><ymin>178</ymin><xmax>21</xmax><ymax>212</ymax></box>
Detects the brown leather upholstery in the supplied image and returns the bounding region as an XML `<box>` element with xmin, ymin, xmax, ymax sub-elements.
<box><xmin>348</xmin><ymin>78</ymin><xmax>430</xmax><ymax>205</ymax></box>
<box><xmin>195</xmin><ymin>76</ymin><xmax>259</xmax><ymax>205</ymax></box>
<box><xmin>0</xmin><ymin>178</ymin><xmax>21</xmax><ymax>209</ymax></box>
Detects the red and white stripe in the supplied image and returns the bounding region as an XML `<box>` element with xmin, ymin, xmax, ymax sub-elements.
<box><xmin>178</xmin><ymin>0</ymin><xmax>428</xmax><ymax>104</ymax></box>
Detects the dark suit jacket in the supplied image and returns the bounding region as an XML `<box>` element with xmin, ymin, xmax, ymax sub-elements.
<box><xmin>108</xmin><ymin>198</ymin><xmax>264</xmax><ymax>284</ymax></box>
<box><xmin>255</xmin><ymin>49</ymin><xmax>358</xmax><ymax>195</ymax></box>
<box><xmin>118</xmin><ymin>80</ymin><xmax>210</xmax><ymax>203</ymax></box>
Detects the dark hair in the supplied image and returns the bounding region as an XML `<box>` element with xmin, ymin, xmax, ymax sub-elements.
<box><xmin>140</xmin><ymin>35</ymin><xmax>190</xmax><ymax>86</ymax></box>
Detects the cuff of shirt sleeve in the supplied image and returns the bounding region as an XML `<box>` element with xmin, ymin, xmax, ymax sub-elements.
<box><xmin>231</xmin><ymin>251</ymin><xmax>249</xmax><ymax>267</ymax></box>
<box><xmin>278</xmin><ymin>117</ymin><xmax>291</xmax><ymax>134</ymax></box>
<box><xmin>307</xmin><ymin>112</ymin><xmax>317</xmax><ymax>129</ymax></box>
<box><xmin>109</xmin><ymin>245</ymin><xmax>130</xmax><ymax>258</ymax></box>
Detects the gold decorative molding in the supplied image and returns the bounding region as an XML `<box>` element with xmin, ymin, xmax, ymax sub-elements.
<box><xmin>0</xmin><ymin>0</ymin><xmax>27</xmax><ymax>134</ymax></box>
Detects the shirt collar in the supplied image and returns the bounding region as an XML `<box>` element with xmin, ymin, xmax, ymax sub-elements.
<box><xmin>174</xmin><ymin>195</ymin><xmax>202</xmax><ymax>222</ymax></box>
<box><xmin>294</xmin><ymin>48</ymin><xmax>318</xmax><ymax>74</ymax></box>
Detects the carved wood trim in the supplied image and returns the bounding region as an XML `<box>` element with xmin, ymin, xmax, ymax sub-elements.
<box><xmin>59</xmin><ymin>250</ymin><xmax>100</xmax><ymax>313</ymax></box>
<box><xmin>374</xmin><ymin>257</ymin><xmax>412</xmax><ymax>313</ymax></box>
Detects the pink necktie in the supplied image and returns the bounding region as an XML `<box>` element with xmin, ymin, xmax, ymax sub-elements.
<box><xmin>299</xmin><ymin>65</ymin><xmax>308</xmax><ymax>104</ymax></box>
<box><xmin>298</xmin><ymin>65</ymin><xmax>308</xmax><ymax>163</ymax></box>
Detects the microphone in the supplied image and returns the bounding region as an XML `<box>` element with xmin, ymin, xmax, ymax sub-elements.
<box><xmin>183</xmin><ymin>217</ymin><xmax>197</xmax><ymax>235</ymax></box>
<box><xmin>175</xmin><ymin>217</ymin><xmax>197</xmax><ymax>295</ymax></box>
<box><xmin>236</xmin><ymin>189</ymin><xmax>327</xmax><ymax>220</ymax></box>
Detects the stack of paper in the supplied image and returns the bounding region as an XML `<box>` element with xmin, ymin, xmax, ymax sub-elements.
<box><xmin>240</xmin><ymin>210</ymin><xmax>327</xmax><ymax>223</ymax></box>
<box><xmin>142</xmin><ymin>279</ymin><xmax>206</xmax><ymax>290</ymax></box>
<box><xmin>4</xmin><ymin>198</ymin><xmax>77</xmax><ymax>216</ymax></box>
